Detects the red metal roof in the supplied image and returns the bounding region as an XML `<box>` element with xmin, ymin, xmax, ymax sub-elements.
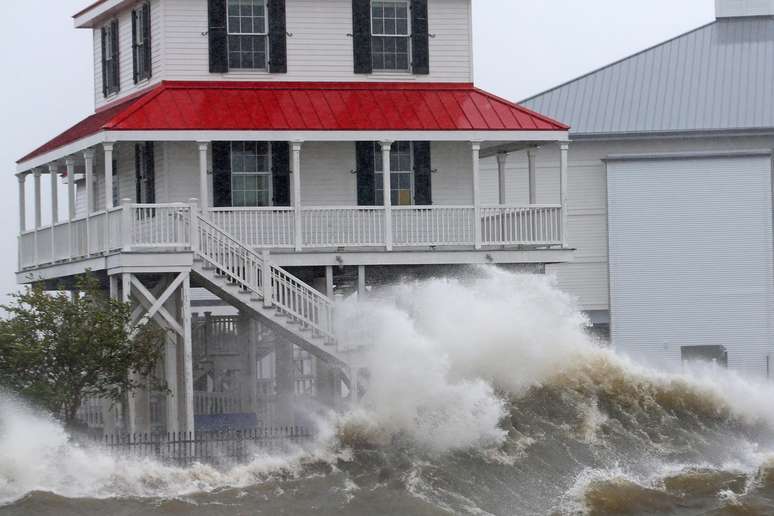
<box><xmin>18</xmin><ymin>81</ymin><xmax>568</xmax><ymax>164</ymax></box>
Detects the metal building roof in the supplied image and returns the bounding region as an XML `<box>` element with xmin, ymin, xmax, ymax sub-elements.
<box><xmin>522</xmin><ymin>17</ymin><xmax>774</xmax><ymax>137</ymax></box>
<box><xmin>19</xmin><ymin>81</ymin><xmax>567</xmax><ymax>164</ymax></box>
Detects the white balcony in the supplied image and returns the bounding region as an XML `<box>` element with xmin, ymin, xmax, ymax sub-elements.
<box><xmin>17</xmin><ymin>203</ymin><xmax>565</xmax><ymax>273</ymax></box>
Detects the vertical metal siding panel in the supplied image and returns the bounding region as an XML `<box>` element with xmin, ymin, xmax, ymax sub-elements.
<box><xmin>608</xmin><ymin>156</ymin><xmax>774</xmax><ymax>376</ymax></box>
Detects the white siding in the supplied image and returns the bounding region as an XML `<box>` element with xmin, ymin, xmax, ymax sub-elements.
<box><xmin>161</xmin><ymin>141</ymin><xmax>474</xmax><ymax>207</ymax></box>
<box><xmin>607</xmin><ymin>154</ymin><xmax>774</xmax><ymax>376</ymax></box>
<box><xmin>94</xmin><ymin>0</ymin><xmax>165</xmax><ymax>109</ymax></box>
<box><xmin>161</xmin><ymin>0</ymin><xmax>472</xmax><ymax>84</ymax></box>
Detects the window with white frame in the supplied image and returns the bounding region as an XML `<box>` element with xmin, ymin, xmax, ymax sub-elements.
<box><xmin>371</xmin><ymin>0</ymin><xmax>411</xmax><ymax>71</ymax></box>
<box><xmin>227</xmin><ymin>0</ymin><xmax>269</xmax><ymax>70</ymax></box>
<box><xmin>375</xmin><ymin>141</ymin><xmax>413</xmax><ymax>205</ymax></box>
<box><xmin>231</xmin><ymin>141</ymin><xmax>272</xmax><ymax>206</ymax></box>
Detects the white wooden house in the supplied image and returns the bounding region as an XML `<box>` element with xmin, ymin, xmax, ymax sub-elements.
<box><xmin>15</xmin><ymin>0</ymin><xmax>571</xmax><ymax>434</ymax></box>
<box><xmin>519</xmin><ymin>0</ymin><xmax>774</xmax><ymax>377</ymax></box>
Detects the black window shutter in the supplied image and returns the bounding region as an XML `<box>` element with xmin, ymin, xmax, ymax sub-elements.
<box><xmin>352</xmin><ymin>0</ymin><xmax>372</xmax><ymax>74</ymax></box>
<box><xmin>212</xmin><ymin>142</ymin><xmax>232</xmax><ymax>207</ymax></box>
<box><xmin>356</xmin><ymin>142</ymin><xmax>376</xmax><ymax>206</ymax></box>
<box><xmin>134</xmin><ymin>144</ymin><xmax>142</xmax><ymax>202</ymax></box>
<box><xmin>268</xmin><ymin>0</ymin><xmax>287</xmax><ymax>73</ymax></box>
<box><xmin>272</xmin><ymin>142</ymin><xmax>291</xmax><ymax>207</ymax></box>
<box><xmin>143</xmin><ymin>2</ymin><xmax>152</xmax><ymax>79</ymax></box>
<box><xmin>145</xmin><ymin>142</ymin><xmax>156</xmax><ymax>204</ymax></box>
<box><xmin>208</xmin><ymin>0</ymin><xmax>229</xmax><ymax>73</ymax></box>
<box><xmin>413</xmin><ymin>142</ymin><xmax>432</xmax><ymax>205</ymax></box>
<box><xmin>111</xmin><ymin>20</ymin><xmax>120</xmax><ymax>88</ymax></box>
<box><xmin>411</xmin><ymin>0</ymin><xmax>429</xmax><ymax>75</ymax></box>
<box><xmin>131</xmin><ymin>10</ymin><xmax>138</xmax><ymax>83</ymax></box>
<box><xmin>101</xmin><ymin>27</ymin><xmax>108</xmax><ymax>97</ymax></box>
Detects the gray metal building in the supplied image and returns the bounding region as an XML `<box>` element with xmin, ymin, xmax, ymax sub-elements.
<box><xmin>515</xmin><ymin>0</ymin><xmax>774</xmax><ymax>375</ymax></box>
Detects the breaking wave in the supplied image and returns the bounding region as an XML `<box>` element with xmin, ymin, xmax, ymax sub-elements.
<box><xmin>2</xmin><ymin>267</ymin><xmax>774</xmax><ymax>515</ymax></box>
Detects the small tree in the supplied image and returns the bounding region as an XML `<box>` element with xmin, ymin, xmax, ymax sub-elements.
<box><xmin>0</xmin><ymin>274</ymin><xmax>167</xmax><ymax>426</ymax></box>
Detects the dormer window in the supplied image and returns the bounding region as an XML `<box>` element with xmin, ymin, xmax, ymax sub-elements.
<box><xmin>227</xmin><ymin>0</ymin><xmax>269</xmax><ymax>70</ymax></box>
<box><xmin>371</xmin><ymin>1</ymin><xmax>411</xmax><ymax>72</ymax></box>
<box><xmin>132</xmin><ymin>3</ymin><xmax>152</xmax><ymax>83</ymax></box>
<box><xmin>101</xmin><ymin>20</ymin><xmax>120</xmax><ymax>97</ymax></box>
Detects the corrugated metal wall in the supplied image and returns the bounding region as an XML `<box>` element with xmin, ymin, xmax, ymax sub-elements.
<box><xmin>607</xmin><ymin>153</ymin><xmax>774</xmax><ymax>376</ymax></box>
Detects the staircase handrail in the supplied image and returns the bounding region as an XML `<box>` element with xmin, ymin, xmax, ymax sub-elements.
<box><xmin>193</xmin><ymin>213</ymin><xmax>336</xmax><ymax>342</ymax></box>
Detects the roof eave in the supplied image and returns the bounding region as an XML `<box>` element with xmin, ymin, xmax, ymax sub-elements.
<box><xmin>73</xmin><ymin>0</ymin><xmax>136</xmax><ymax>28</ymax></box>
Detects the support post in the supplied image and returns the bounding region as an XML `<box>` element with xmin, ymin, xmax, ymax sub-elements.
<box><xmin>325</xmin><ymin>265</ymin><xmax>334</xmax><ymax>300</ymax></box>
<box><xmin>49</xmin><ymin>164</ymin><xmax>59</xmax><ymax>259</ymax></box>
<box><xmin>66</xmin><ymin>157</ymin><xmax>76</xmax><ymax>259</ymax></box>
<box><xmin>48</xmin><ymin>163</ymin><xmax>59</xmax><ymax>225</ymax></box>
<box><xmin>197</xmin><ymin>142</ymin><xmax>209</xmax><ymax>214</ymax></box>
<box><xmin>188</xmin><ymin>198</ymin><xmax>200</xmax><ymax>252</ymax></box>
<box><xmin>84</xmin><ymin>149</ymin><xmax>95</xmax><ymax>253</ymax></box>
<box><xmin>471</xmin><ymin>142</ymin><xmax>482</xmax><ymax>249</ymax></box>
<box><xmin>275</xmin><ymin>339</ymin><xmax>295</xmax><ymax>426</ymax></box>
<box><xmin>181</xmin><ymin>272</ymin><xmax>194</xmax><ymax>433</ymax></box>
<box><xmin>527</xmin><ymin>149</ymin><xmax>537</xmax><ymax>205</ymax></box>
<box><xmin>559</xmin><ymin>142</ymin><xmax>569</xmax><ymax>246</ymax></box>
<box><xmin>496</xmin><ymin>152</ymin><xmax>508</xmax><ymax>205</ymax></box>
<box><xmin>122</xmin><ymin>273</ymin><xmax>137</xmax><ymax>434</ymax></box>
<box><xmin>292</xmin><ymin>141</ymin><xmax>303</xmax><ymax>252</ymax></box>
<box><xmin>357</xmin><ymin>265</ymin><xmax>366</xmax><ymax>298</ymax></box>
<box><xmin>121</xmin><ymin>198</ymin><xmax>133</xmax><ymax>251</ymax></box>
<box><xmin>104</xmin><ymin>143</ymin><xmax>115</xmax><ymax>210</ymax></box>
<box><xmin>33</xmin><ymin>169</ymin><xmax>42</xmax><ymax>265</ymax></box>
<box><xmin>17</xmin><ymin>174</ymin><xmax>26</xmax><ymax>233</ymax></box>
<box><xmin>261</xmin><ymin>249</ymin><xmax>273</xmax><ymax>308</ymax></box>
<box><xmin>380</xmin><ymin>141</ymin><xmax>393</xmax><ymax>251</ymax></box>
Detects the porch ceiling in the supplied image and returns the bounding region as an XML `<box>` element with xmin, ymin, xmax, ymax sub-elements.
<box><xmin>17</xmin><ymin>81</ymin><xmax>569</xmax><ymax>171</ymax></box>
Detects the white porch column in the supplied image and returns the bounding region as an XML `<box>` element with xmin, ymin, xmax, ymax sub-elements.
<box><xmin>496</xmin><ymin>152</ymin><xmax>508</xmax><ymax>205</ymax></box>
<box><xmin>559</xmin><ymin>142</ymin><xmax>569</xmax><ymax>246</ymax></box>
<box><xmin>33</xmin><ymin>169</ymin><xmax>42</xmax><ymax>229</ymax></box>
<box><xmin>104</xmin><ymin>143</ymin><xmax>115</xmax><ymax>210</ymax></box>
<box><xmin>292</xmin><ymin>141</ymin><xmax>303</xmax><ymax>252</ymax></box>
<box><xmin>66</xmin><ymin>157</ymin><xmax>76</xmax><ymax>220</ymax></box>
<box><xmin>380</xmin><ymin>140</ymin><xmax>393</xmax><ymax>251</ymax></box>
<box><xmin>83</xmin><ymin>149</ymin><xmax>95</xmax><ymax>254</ymax></box>
<box><xmin>471</xmin><ymin>142</ymin><xmax>482</xmax><ymax>249</ymax></box>
<box><xmin>83</xmin><ymin>149</ymin><xmax>95</xmax><ymax>214</ymax></box>
<box><xmin>527</xmin><ymin>149</ymin><xmax>537</xmax><ymax>205</ymax></box>
<box><xmin>197</xmin><ymin>142</ymin><xmax>210</xmax><ymax>213</ymax></box>
<box><xmin>48</xmin><ymin>164</ymin><xmax>59</xmax><ymax>225</ymax></box>
<box><xmin>325</xmin><ymin>265</ymin><xmax>334</xmax><ymax>299</ymax></box>
<box><xmin>17</xmin><ymin>174</ymin><xmax>26</xmax><ymax>233</ymax></box>
<box><xmin>33</xmin><ymin>169</ymin><xmax>42</xmax><ymax>265</ymax></box>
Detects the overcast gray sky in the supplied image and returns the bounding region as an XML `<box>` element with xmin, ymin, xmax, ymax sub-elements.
<box><xmin>0</xmin><ymin>0</ymin><xmax>715</xmax><ymax>301</ymax></box>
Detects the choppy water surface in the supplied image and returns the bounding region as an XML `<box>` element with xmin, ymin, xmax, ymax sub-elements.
<box><xmin>2</xmin><ymin>268</ymin><xmax>774</xmax><ymax>515</ymax></box>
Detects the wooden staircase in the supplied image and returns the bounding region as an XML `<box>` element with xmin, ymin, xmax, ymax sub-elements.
<box><xmin>190</xmin><ymin>214</ymin><xmax>364</xmax><ymax>372</ymax></box>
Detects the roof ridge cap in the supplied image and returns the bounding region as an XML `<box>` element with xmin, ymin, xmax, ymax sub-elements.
<box><xmin>474</xmin><ymin>87</ymin><xmax>569</xmax><ymax>130</ymax></box>
<box><xmin>103</xmin><ymin>82</ymin><xmax>169</xmax><ymax>129</ymax></box>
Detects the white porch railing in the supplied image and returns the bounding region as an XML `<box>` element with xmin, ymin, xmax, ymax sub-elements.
<box><xmin>302</xmin><ymin>207</ymin><xmax>385</xmax><ymax>247</ymax></box>
<box><xmin>208</xmin><ymin>207</ymin><xmax>294</xmax><ymax>248</ymax></box>
<box><xmin>480</xmin><ymin>205</ymin><xmax>563</xmax><ymax>246</ymax></box>
<box><xmin>18</xmin><ymin>203</ymin><xmax>565</xmax><ymax>272</ymax></box>
<box><xmin>392</xmin><ymin>206</ymin><xmax>475</xmax><ymax>246</ymax></box>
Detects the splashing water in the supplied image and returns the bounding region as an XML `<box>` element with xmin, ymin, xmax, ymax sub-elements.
<box><xmin>3</xmin><ymin>267</ymin><xmax>774</xmax><ymax>515</ymax></box>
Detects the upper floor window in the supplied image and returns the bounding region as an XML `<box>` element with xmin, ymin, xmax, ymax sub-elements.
<box><xmin>132</xmin><ymin>3</ymin><xmax>152</xmax><ymax>83</ymax></box>
<box><xmin>371</xmin><ymin>1</ymin><xmax>411</xmax><ymax>72</ymax></box>
<box><xmin>231</xmin><ymin>141</ymin><xmax>272</xmax><ymax>206</ymax></box>
<box><xmin>227</xmin><ymin>0</ymin><xmax>269</xmax><ymax>70</ymax></box>
<box><xmin>101</xmin><ymin>20</ymin><xmax>120</xmax><ymax>97</ymax></box>
<box><xmin>352</xmin><ymin>0</ymin><xmax>429</xmax><ymax>75</ymax></box>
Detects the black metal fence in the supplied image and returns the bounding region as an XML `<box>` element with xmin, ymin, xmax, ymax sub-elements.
<box><xmin>99</xmin><ymin>427</ymin><xmax>313</xmax><ymax>466</ymax></box>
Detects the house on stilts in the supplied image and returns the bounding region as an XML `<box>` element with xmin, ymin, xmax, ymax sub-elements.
<box><xmin>15</xmin><ymin>0</ymin><xmax>572</xmax><ymax>435</ymax></box>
